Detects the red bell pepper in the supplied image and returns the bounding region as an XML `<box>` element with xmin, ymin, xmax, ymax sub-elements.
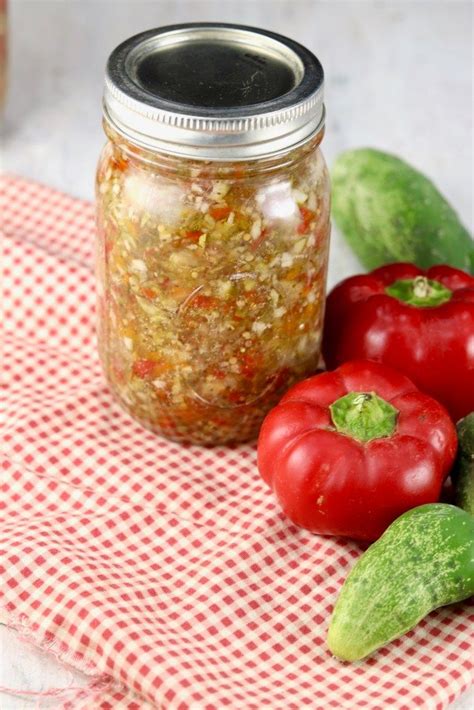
<box><xmin>322</xmin><ymin>263</ymin><xmax>474</xmax><ymax>421</ymax></box>
<box><xmin>257</xmin><ymin>360</ymin><xmax>456</xmax><ymax>541</ymax></box>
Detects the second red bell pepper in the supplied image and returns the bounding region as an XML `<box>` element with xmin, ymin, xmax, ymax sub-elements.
<box><xmin>257</xmin><ymin>360</ymin><xmax>457</xmax><ymax>541</ymax></box>
<box><xmin>322</xmin><ymin>263</ymin><xmax>474</xmax><ymax>421</ymax></box>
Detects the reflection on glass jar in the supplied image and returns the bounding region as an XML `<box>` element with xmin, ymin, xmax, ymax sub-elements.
<box><xmin>96</xmin><ymin>24</ymin><xmax>330</xmax><ymax>445</ymax></box>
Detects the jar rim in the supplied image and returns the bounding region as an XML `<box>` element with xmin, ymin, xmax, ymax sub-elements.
<box><xmin>103</xmin><ymin>23</ymin><xmax>325</xmax><ymax>161</ymax></box>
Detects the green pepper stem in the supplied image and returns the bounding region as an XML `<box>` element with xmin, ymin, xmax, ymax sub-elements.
<box><xmin>386</xmin><ymin>277</ymin><xmax>452</xmax><ymax>307</ymax></box>
<box><xmin>330</xmin><ymin>392</ymin><xmax>398</xmax><ymax>443</ymax></box>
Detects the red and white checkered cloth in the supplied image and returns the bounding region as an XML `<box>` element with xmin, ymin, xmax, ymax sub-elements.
<box><xmin>1</xmin><ymin>174</ymin><xmax>473</xmax><ymax>710</ymax></box>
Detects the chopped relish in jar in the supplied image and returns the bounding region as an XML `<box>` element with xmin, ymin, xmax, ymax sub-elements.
<box><xmin>97</xmin><ymin>129</ymin><xmax>330</xmax><ymax>444</ymax></box>
<box><xmin>97</xmin><ymin>24</ymin><xmax>329</xmax><ymax>444</ymax></box>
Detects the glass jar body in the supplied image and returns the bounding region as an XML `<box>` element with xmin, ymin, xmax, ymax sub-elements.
<box><xmin>96</xmin><ymin>125</ymin><xmax>331</xmax><ymax>445</ymax></box>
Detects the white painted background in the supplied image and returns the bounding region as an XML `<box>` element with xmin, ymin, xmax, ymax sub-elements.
<box><xmin>1</xmin><ymin>0</ymin><xmax>472</xmax><ymax>708</ymax></box>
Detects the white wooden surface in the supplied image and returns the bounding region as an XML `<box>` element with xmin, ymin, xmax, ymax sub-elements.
<box><xmin>2</xmin><ymin>1</ymin><xmax>472</xmax><ymax>708</ymax></box>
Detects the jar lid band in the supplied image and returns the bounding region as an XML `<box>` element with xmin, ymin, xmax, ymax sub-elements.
<box><xmin>103</xmin><ymin>23</ymin><xmax>325</xmax><ymax>160</ymax></box>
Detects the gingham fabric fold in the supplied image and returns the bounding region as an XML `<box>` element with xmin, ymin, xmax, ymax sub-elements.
<box><xmin>1</xmin><ymin>174</ymin><xmax>473</xmax><ymax>710</ymax></box>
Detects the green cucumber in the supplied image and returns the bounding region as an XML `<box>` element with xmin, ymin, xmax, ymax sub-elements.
<box><xmin>327</xmin><ymin>504</ymin><xmax>474</xmax><ymax>661</ymax></box>
<box><xmin>332</xmin><ymin>148</ymin><xmax>474</xmax><ymax>273</ymax></box>
<box><xmin>452</xmin><ymin>413</ymin><xmax>474</xmax><ymax>515</ymax></box>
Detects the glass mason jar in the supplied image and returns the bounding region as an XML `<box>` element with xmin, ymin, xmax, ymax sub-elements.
<box><xmin>97</xmin><ymin>24</ymin><xmax>330</xmax><ymax>445</ymax></box>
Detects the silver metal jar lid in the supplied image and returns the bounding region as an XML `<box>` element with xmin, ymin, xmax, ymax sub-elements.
<box><xmin>103</xmin><ymin>23</ymin><xmax>324</xmax><ymax>161</ymax></box>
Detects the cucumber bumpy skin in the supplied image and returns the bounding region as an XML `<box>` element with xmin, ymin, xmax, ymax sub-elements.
<box><xmin>452</xmin><ymin>413</ymin><xmax>474</xmax><ymax>515</ymax></box>
<box><xmin>332</xmin><ymin>148</ymin><xmax>474</xmax><ymax>273</ymax></box>
<box><xmin>327</xmin><ymin>504</ymin><xmax>474</xmax><ymax>662</ymax></box>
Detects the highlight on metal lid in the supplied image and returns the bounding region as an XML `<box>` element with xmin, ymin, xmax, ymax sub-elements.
<box><xmin>103</xmin><ymin>23</ymin><xmax>325</xmax><ymax>160</ymax></box>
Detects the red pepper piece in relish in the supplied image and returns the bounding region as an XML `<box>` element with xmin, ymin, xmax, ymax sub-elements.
<box><xmin>132</xmin><ymin>359</ymin><xmax>157</xmax><ymax>379</ymax></box>
<box><xmin>192</xmin><ymin>294</ymin><xmax>219</xmax><ymax>309</ymax></box>
<box><xmin>111</xmin><ymin>155</ymin><xmax>129</xmax><ymax>172</ymax></box>
<box><xmin>183</xmin><ymin>230</ymin><xmax>203</xmax><ymax>242</ymax></box>
<box><xmin>297</xmin><ymin>205</ymin><xmax>316</xmax><ymax>234</ymax></box>
<box><xmin>209</xmin><ymin>205</ymin><xmax>232</xmax><ymax>220</ymax></box>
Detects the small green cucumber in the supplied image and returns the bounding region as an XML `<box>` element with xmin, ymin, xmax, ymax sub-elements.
<box><xmin>452</xmin><ymin>413</ymin><xmax>474</xmax><ymax>515</ymax></box>
<box><xmin>332</xmin><ymin>148</ymin><xmax>474</xmax><ymax>273</ymax></box>
<box><xmin>327</xmin><ymin>504</ymin><xmax>474</xmax><ymax>661</ymax></box>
